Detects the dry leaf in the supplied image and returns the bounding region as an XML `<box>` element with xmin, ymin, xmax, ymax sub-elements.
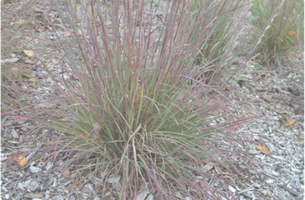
<box><xmin>77</xmin><ymin>29</ymin><xmax>83</xmax><ymax>36</ymax></box>
<box><xmin>156</xmin><ymin>13</ymin><xmax>164</xmax><ymax>22</ymax></box>
<box><xmin>8</xmin><ymin>152</ymin><xmax>27</xmax><ymax>167</ymax></box>
<box><xmin>10</xmin><ymin>19</ymin><xmax>25</xmax><ymax>26</ymax></box>
<box><xmin>288</xmin><ymin>31</ymin><xmax>296</xmax><ymax>35</ymax></box>
<box><xmin>33</xmin><ymin>6</ymin><xmax>42</xmax><ymax>13</ymax></box>
<box><xmin>60</xmin><ymin>31</ymin><xmax>71</xmax><ymax>37</ymax></box>
<box><xmin>11</xmin><ymin>67</ymin><xmax>20</xmax><ymax>72</ymax></box>
<box><xmin>265</xmin><ymin>73</ymin><xmax>271</xmax><ymax>77</ymax></box>
<box><xmin>20</xmin><ymin>127</ymin><xmax>28</xmax><ymax>132</ymax></box>
<box><xmin>256</xmin><ymin>145</ymin><xmax>270</xmax><ymax>155</ymax></box>
<box><xmin>243</xmin><ymin>69</ymin><xmax>251</xmax><ymax>73</ymax></box>
<box><xmin>24</xmin><ymin>50</ymin><xmax>35</xmax><ymax>58</ymax></box>
<box><xmin>285</xmin><ymin>115</ymin><xmax>294</xmax><ymax>126</ymax></box>
<box><xmin>253</xmin><ymin>74</ymin><xmax>260</xmax><ymax>81</ymax></box>
<box><xmin>48</xmin><ymin>13</ymin><xmax>56</xmax><ymax>19</ymax></box>
<box><xmin>62</xmin><ymin>168</ymin><xmax>70</xmax><ymax>178</ymax></box>
<box><xmin>11</xmin><ymin>164</ymin><xmax>19</xmax><ymax>171</ymax></box>
<box><xmin>66</xmin><ymin>182</ymin><xmax>78</xmax><ymax>189</ymax></box>
<box><xmin>257</xmin><ymin>86</ymin><xmax>264</xmax><ymax>92</ymax></box>
<box><xmin>29</xmin><ymin>78</ymin><xmax>38</xmax><ymax>83</ymax></box>
<box><xmin>262</xmin><ymin>95</ymin><xmax>272</xmax><ymax>102</ymax></box>
<box><xmin>287</xmin><ymin>87</ymin><xmax>300</xmax><ymax>96</ymax></box>
<box><xmin>24</xmin><ymin>59</ymin><xmax>34</xmax><ymax>64</ymax></box>
<box><xmin>52</xmin><ymin>59</ymin><xmax>59</xmax><ymax>64</ymax></box>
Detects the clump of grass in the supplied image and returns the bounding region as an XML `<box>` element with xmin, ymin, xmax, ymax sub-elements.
<box><xmin>1</xmin><ymin>10</ymin><xmax>32</xmax><ymax>110</ymax></box>
<box><xmin>4</xmin><ymin>0</ymin><xmax>254</xmax><ymax>199</ymax></box>
<box><xmin>188</xmin><ymin>0</ymin><xmax>247</xmax><ymax>84</ymax></box>
<box><xmin>246</xmin><ymin>0</ymin><xmax>304</xmax><ymax>67</ymax></box>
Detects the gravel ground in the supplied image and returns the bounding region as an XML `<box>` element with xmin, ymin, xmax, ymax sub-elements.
<box><xmin>1</xmin><ymin>0</ymin><xmax>304</xmax><ymax>199</ymax></box>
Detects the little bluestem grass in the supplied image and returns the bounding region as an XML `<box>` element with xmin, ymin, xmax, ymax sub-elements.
<box><xmin>3</xmin><ymin>0</ymin><xmax>258</xmax><ymax>199</ymax></box>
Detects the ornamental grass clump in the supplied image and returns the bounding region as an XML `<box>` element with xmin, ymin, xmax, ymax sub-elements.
<box><xmin>1</xmin><ymin>13</ymin><xmax>32</xmax><ymax>110</ymax></box>
<box><xmin>4</xmin><ymin>0</ymin><xmax>253</xmax><ymax>199</ymax></box>
<box><xmin>188</xmin><ymin>0</ymin><xmax>247</xmax><ymax>84</ymax></box>
<box><xmin>246</xmin><ymin>0</ymin><xmax>304</xmax><ymax>67</ymax></box>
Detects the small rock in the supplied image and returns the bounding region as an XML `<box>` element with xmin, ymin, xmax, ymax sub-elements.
<box><xmin>272</xmin><ymin>116</ymin><xmax>279</xmax><ymax>121</ymax></box>
<box><xmin>52</xmin><ymin>178</ymin><xmax>57</xmax><ymax>187</ymax></box>
<box><xmin>107</xmin><ymin>174</ymin><xmax>121</xmax><ymax>184</ymax></box>
<box><xmin>146</xmin><ymin>194</ymin><xmax>154</xmax><ymax>200</ymax></box>
<box><xmin>24</xmin><ymin>193</ymin><xmax>44</xmax><ymax>198</ymax></box>
<box><xmin>249</xmin><ymin>150</ymin><xmax>261</xmax><ymax>155</ymax></box>
<box><xmin>113</xmin><ymin>182</ymin><xmax>121</xmax><ymax>191</ymax></box>
<box><xmin>271</xmin><ymin>171</ymin><xmax>280</xmax><ymax>176</ymax></box>
<box><xmin>291</xmin><ymin>168</ymin><xmax>301</xmax><ymax>174</ymax></box>
<box><xmin>136</xmin><ymin>184</ymin><xmax>150</xmax><ymax>200</ymax></box>
<box><xmin>229</xmin><ymin>185</ymin><xmax>236</xmax><ymax>193</ymax></box>
<box><xmin>30</xmin><ymin>163</ymin><xmax>40</xmax><ymax>173</ymax></box>
<box><xmin>5</xmin><ymin>194</ymin><xmax>9</xmax><ymax>199</ymax></box>
<box><xmin>202</xmin><ymin>164</ymin><xmax>213</xmax><ymax>171</ymax></box>
<box><xmin>46</xmin><ymin>162</ymin><xmax>53</xmax><ymax>171</ymax></box>
<box><xmin>37</xmin><ymin>162</ymin><xmax>44</xmax><ymax>168</ymax></box>
<box><xmin>45</xmin><ymin>190</ymin><xmax>51</xmax><ymax>199</ymax></box>
<box><xmin>262</xmin><ymin>95</ymin><xmax>272</xmax><ymax>102</ymax></box>
<box><xmin>11</xmin><ymin>129</ymin><xmax>18</xmax><ymax>138</ymax></box>
<box><xmin>271</xmin><ymin>155</ymin><xmax>285</xmax><ymax>160</ymax></box>
<box><xmin>1</xmin><ymin>58</ymin><xmax>19</xmax><ymax>63</ymax></box>
<box><xmin>84</xmin><ymin>183</ymin><xmax>95</xmax><ymax>193</ymax></box>
<box><xmin>261</xmin><ymin>189</ymin><xmax>272</xmax><ymax>197</ymax></box>
<box><xmin>266</xmin><ymin>179</ymin><xmax>274</xmax><ymax>184</ymax></box>
<box><xmin>23</xmin><ymin>180</ymin><xmax>39</xmax><ymax>191</ymax></box>
<box><xmin>24</xmin><ymin>59</ymin><xmax>35</xmax><ymax>64</ymax></box>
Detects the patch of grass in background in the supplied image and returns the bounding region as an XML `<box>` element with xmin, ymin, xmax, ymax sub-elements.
<box><xmin>245</xmin><ymin>0</ymin><xmax>304</xmax><ymax>68</ymax></box>
<box><xmin>188</xmin><ymin>0</ymin><xmax>247</xmax><ymax>85</ymax></box>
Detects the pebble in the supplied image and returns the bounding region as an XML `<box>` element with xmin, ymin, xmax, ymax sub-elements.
<box><xmin>272</xmin><ymin>116</ymin><xmax>279</xmax><ymax>120</ymax></box>
<box><xmin>107</xmin><ymin>175</ymin><xmax>121</xmax><ymax>184</ymax></box>
<box><xmin>30</xmin><ymin>163</ymin><xmax>41</xmax><ymax>173</ymax></box>
<box><xmin>272</xmin><ymin>171</ymin><xmax>280</xmax><ymax>176</ymax></box>
<box><xmin>266</xmin><ymin>179</ymin><xmax>274</xmax><ymax>184</ymax></box>
<box><xmin>229</xmin><ymin>185</ymin><xmax>236</xmax><ymax>193</ymax></box>
<box><xmin>291</xmin><ymin>168</ymin><xmax>301</xmax><ymax>174</ymax></box>
<box><xmin>45</xmin><ymin>190</ymin><xmax>51</xmax><ymax>199</ymax></box>
<box><xmin>249</xmin><ymin>150</ymin><xmax>261</xmax><ymax>155</ymax></box>
<box><xmin>271</xmin><ymin>155</ymin><xmax>285</xmax><ymax>160</ymax></box>
<box><xmin>11</xmin><ymin>129</ymin><xmax>18</xmax><ymax>138</ymax></box>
